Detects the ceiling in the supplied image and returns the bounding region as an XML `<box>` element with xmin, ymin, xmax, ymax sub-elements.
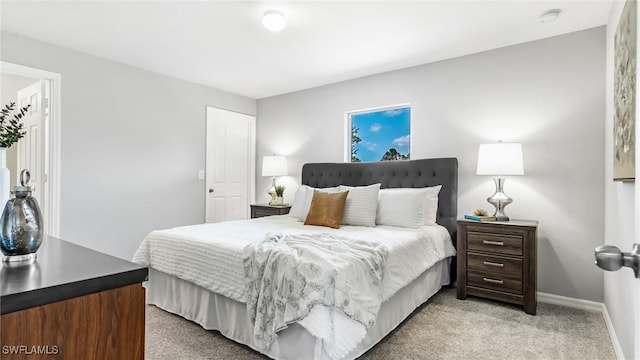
<box><xmin>0</xmin><ymin>1</ymin><xmax>613</xmax><ymax>99</ymax></box>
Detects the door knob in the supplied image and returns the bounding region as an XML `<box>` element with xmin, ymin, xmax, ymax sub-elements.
<box><xmin>209</xmin><ymin>188</ymin><xmax>214</xmax><ymax>193</ymax></box>
<box><xmin>594</xmin><ymin>243</ymin><xmax>640</xmax><ymax>278</ymax></box>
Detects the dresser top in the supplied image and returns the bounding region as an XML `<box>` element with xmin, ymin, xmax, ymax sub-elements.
<box><xmin>1</xmin><ymin>236</ymin><xmax>148</xmax><ymax>314</ymax></box>
<box><xmin>251</xmin><ymin>203</ymin><xmax>291</xmax><ymax>208</ymax></box>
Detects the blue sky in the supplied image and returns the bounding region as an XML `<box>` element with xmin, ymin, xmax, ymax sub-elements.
<box><xmin>351</xmin><ymin>107</ymin><xmax>410</xmax><ymax>162</ymax></box>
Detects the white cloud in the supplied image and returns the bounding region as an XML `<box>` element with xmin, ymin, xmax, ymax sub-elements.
<box><xmin>392</xmin><ymin>134</ymin><xmax>410</xmax><ymax>146</ymax></box>
<box><xmin>369</xmin><ymin>123</ymin><xmax>382</xmax><ymax>132</ymax></box>
<box><xmin>362</xmin><ymin>141</ymin><xmax>377</xmax><ymax>151</ymax></box>
<box><xmin>384</xmin><ymin>109</ymin><xmax>403</xmax><ymax>117</ymax></box>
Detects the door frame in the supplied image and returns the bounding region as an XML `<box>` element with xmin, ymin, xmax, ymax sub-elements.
<box><xmin>1</xmin><ymin>61</ymin><xmax>61</xmax><ymax>237</ymax></box>
<box><xmin>204</xmin><ymin>105</ymin><xmax>256</xmax><ymax>222</ymax></box>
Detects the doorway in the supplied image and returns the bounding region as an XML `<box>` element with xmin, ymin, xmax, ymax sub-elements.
<box><xmin>1</xmin><ymin>61</ymin><xmax>61</xmax><ymax>237</ymax></box>
<box><xmin>205</xmin><ymin>106</ymin><xmax>255</xmax><ymax>223</ymax></box>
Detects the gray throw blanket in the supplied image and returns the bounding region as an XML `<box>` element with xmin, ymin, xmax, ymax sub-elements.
<box><xmin>242</xmin><ymin>232</ymin><xmax>389</xmax><ymax>350</ymax></box>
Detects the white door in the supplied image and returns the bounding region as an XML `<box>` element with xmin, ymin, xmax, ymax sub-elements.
<box><xmin>205</xmin><ymin>107</ymin><xmax>255</xmax><ymax>223</ymax></box>
<box><xmin>16</xmin><ymin>81</ymin><xmax>46</xmax><ymax>213</ymax></box>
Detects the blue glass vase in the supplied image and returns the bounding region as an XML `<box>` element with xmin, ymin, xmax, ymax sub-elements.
<box><xmin>0</xmin><ymin>170</ymin><xmax>43</xmax><ymax>263</ymax></box>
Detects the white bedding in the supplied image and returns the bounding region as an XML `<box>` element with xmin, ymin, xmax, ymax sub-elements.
<box><xmin>133</xmin><ymin>215</ymin><xmax>456</xmax><ymax>359</ymax></box>
<box><xmin>133</xmin><ymin>216</ymin><xmax>454</xmax><ymax>302</ymax></box>
<box><xmin>244</xmin><ymin>232</ymin><xmax>390</xmax><ymax>359</ymax></box>
<box><xmin>145</xmin><ymin>260</ymin><xmax>450</xmax><ymax>360</ymax></box>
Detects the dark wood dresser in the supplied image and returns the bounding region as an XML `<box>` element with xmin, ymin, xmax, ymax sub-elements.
<box><xmin>1</xmin><ymin>236</ymin><xmax>148</xmax><ymax>359</ymax></box>
<box><xmin>250</xmin><ymin>204</ymin><xmax>291</xmax><ymax>218</ymax></box>
<box><xmin>456</xmin><ymin>219</ymin><xmax>538</xmax><ymax>315</ymax></box>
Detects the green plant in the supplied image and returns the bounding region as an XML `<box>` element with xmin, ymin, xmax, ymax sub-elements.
<box><xmin>274</xmin><ymin>185</ymin><xmax>285</xmax><ymax>197</ymax></box>
<box><xmin>0</xmin><ymin>102</ymin><xmax>28</xmax><ymax>148</ymax></box>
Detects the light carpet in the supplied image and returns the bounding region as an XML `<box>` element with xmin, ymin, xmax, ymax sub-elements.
<box><xmin>145</xmin><ymin>287</ymin><xmax>615</xmax><ymax>360</ymax></box>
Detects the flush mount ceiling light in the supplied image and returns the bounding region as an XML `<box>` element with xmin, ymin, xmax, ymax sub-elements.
<box><xmin>539</xmin><ymin>9</ymin><xmax>561</xmax><ymax>23</ymax></box>
<box><xmin>262</xmin><ymin>9</ymin><xmax>286</xmax><ymax>32</ymax></box>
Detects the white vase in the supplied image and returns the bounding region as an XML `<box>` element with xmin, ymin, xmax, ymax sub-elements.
<box><xmin>0</xmin><ymin>148</ymin><xmax>10</xmax><ymax>212</ymax></box>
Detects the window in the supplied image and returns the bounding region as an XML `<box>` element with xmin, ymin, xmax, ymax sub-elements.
<box><xmin>346</xmin><ymin>105</ymin><xmax>411</xmax><ymax>162</ymax></box>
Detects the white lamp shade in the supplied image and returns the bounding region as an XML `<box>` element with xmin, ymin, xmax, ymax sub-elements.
<box><xmin>262</xmin><ymin>10</ymin><xmax>287</xmax><ymax>32</ymax></box>
<box><xmin>477</xmin><ymin>143</ymin><xmax>524</xmax><ymax>176</ymax></box>
<box><xmin>262</xmin><ymin>156</ymin><xmax>288</xmax><ymax>177</ymax></box>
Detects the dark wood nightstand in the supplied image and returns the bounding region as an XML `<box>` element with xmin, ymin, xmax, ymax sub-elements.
<box><xmin>456</xmin><ymin>219</ymin><xmax>538</xmax><ymax>315</ymax></box>
<box><xmin>250</xmin><ymin>204</ymin><xmax>291</xmax><ymax>218</ymax></box>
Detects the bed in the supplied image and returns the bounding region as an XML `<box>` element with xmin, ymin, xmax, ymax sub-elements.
<box><xmin>134</xmin><ymin>157</ymin><xmax>458</xmax><ymax>360</ymax></box>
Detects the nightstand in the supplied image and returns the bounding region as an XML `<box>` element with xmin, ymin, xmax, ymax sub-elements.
<box><xmin>250</xmin><ymin>204</ymin><xmax>291</xmax><ymax>219</ymax></box>
<box><xmin>456</xmin><ymin>219</ymin><xmax>538</xmax><ymax>315</ymax></box>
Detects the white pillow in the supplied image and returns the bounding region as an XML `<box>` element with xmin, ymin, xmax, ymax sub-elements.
<box><xmin>298</xmin><ymin>185</ymin><xmax>341</xmax><ymax>222</ymax></box>
<box><xmin>375</xmin><ymin>186</ymin><xmax>443</xmax><ymax>228</ymax></box>
<box><xmin>376</xmin><ymin>188</ymin><xmax>436</xmax><ymax>229</ymax></box>
<box><xmin>288</xmin><ymin>185</ymin><xmax>308</xmax><ymax>218</ymax></box>
<box><xmin>338</xmin><ymin>184</ymin><xmax>381</xmax><ymax>227</ymax></box>
<box><xmin>376</xmin><ymin>188</ymin><xmax>428</xmax><ymax>228</ymax></box>
<box><xmin>423</xmin><ymin>185</ymin><xmax>442</xmax><ymax>226</ymax></box>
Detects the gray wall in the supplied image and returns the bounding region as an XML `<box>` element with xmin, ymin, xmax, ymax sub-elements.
<box><xmin>1</xmin><ymin>32</ymin><xmax>256</xmax><ymax>260</ymax></box>
<box><xmin>257</xmin><ymin>27</ymin><xmax>606</xmax><ymax>302</ymax></box>
<box><xmin>604</xmin><ymin>2</ymin><xmax>638</xmax><ymax>359</ymax></box>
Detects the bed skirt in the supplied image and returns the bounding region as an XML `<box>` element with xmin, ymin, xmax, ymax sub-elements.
<box><xmin>145</xmin><ymin>258</ymin><xmax>450</xmax><ymax>360</ymax></box>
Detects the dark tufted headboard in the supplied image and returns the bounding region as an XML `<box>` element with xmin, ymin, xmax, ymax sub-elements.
<box><xmin>302</xmin><ymin>158</ymin><xmax>458</xmax><ymax>283</ymax></box>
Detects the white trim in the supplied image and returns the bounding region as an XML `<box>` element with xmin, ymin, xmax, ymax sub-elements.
<box><xmin>602</xmin><ymin>303</ymin><xmax>626</xmax><ymax>360</ymax></box>
<box><xmin>538</xmin><ymin>292</ymin><xmax>624</xmax><ymax>360</ymax></box>
<box><xmin>537</xmin><ymin>291</ymin><xmax>603</xmax><ymax>312</ymax></box>
<box><xmin>347</xmin><ymin>102</ymin><xmax>412</xmax><ymax>117</ymax></box>
<box><xmin>248</xmin><ymin>114</ymin><xmax>256</xmax><ymax>207</ymax></box>
<box><xmin>343</xmin><ymin>112</ymin><xmax>350</xmax><ymax>162</ymax></box>
<box><xmin>0</xmin><ymin>61</ymin><xmax>61</xmax><ymax>237</ymax></box>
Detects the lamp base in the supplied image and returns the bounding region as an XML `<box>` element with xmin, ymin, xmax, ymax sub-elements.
<box><xmin>267</xmin><ymin>176</ymin><xmax>277</xmax><ymax>205</ymax></box>
<box><xmin>487</xmin><ymin>177</ymin><xmax>513</xmax><ymax>221</ymax></box>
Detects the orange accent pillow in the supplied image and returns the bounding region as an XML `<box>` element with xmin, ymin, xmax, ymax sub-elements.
<box><xmin>303</xmin><ymin>190</ymin><xmax>349</xmax><ymax>229</ymax></box>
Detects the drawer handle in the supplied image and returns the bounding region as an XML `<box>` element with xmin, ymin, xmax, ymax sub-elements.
<box><xmin>483</xmin><ymin>261</ymin><xmax>504</xmax><ymax>268</ymax></box>
<box><xmin>483</xmin><ymin>240</ymin><xmax>504</xmax><ymax>246</ymax></box>
<box><xmin>483</xmin><ymin>277</ymin><xmax>504</xmax><ymax>284</ymax></box>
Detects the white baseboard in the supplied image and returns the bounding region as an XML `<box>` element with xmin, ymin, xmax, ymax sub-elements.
<box><xmin>537</xmin><ymin>291</ymin><xmax>603</xmax><ymax>312</ymax></box>
<box><xmin>601</xmin><ymin>305</ymin><xmax>626</xmax><ymax>360</ymax></box>
<box><xmin>537</xmin><ymin>292</ymin><xmax>625</xmax><ymax>360</ymax></box>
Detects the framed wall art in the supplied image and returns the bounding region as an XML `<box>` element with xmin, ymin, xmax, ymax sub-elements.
<box><xmin>614</xmin><ymin>0</ymin><xmax>636</xmax><ymax>181</ymax></box>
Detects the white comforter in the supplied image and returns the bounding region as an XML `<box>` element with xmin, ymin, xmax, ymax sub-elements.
<box><xmin>132</xmin><ymin>216</ymin><xmax>456</xmax><ymax>359</ymax></box>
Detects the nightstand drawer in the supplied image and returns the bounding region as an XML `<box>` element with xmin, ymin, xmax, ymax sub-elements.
<box><xmin>467</xmin><ymin>253</ymin><xmax>522</xmax><ymax>279</ymax></box>
<box><xmin>467</xmin><ymin>231</ymin><xmax>523</xmax><ymax>256</ymax></box>
<box><xmin>253</xmin><ymin>209</ymin><xmax>277</xmax><ymax>218</ymax></box>
<box><xmin>467</xmin><ymin>272</ymin><xmax>522</xmax><ymax>295</ymax></box>
<box><xmin>250</xmin><ymin>204</ymin><xmax>291</xmax><ymax>219</ymax></box>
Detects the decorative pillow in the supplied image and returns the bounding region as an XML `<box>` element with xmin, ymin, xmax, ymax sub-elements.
<box><xmin>423</xmin><ymin>185</ymin><xmax>442</xmax><ymax>226</ymax></box>
<box><xmin>304</xmin><ymin>190</ymin><xmax>349</xmax><ymax>229</ymax></box>
<box><xmin>288</xmin><ymin>185</ymin><xmax>308</xmax><ymax>218</ymax></box>
<box><xmin>376</xmin><ymin>188</ymin><xmax>429</xmax><ymax>228</ymax></box>
<box><xmin>338</xmin><ymin>183</ymin><xmax>381</xmax><ymax>227</ymax></box>
<box><xmin>298</xmin><ymin>186</ymin><xmax>341</xmax><ymax>222</ymax></box>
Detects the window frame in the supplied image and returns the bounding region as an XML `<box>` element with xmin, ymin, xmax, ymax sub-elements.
<box><xmin>344</xmin><ymin>103</ymin><xmax>411</xmax><ymax>163</ymax></box>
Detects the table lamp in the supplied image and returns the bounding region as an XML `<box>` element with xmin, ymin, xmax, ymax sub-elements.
<box><xmin>476</xmin><ymin>142</ymin><xmax>524</xmax><ymax>221</ymax></box>
<box><xmin>262</xmin><ymin>155</ymin><xmax>287</xmax><ymax>205</ymax></box>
